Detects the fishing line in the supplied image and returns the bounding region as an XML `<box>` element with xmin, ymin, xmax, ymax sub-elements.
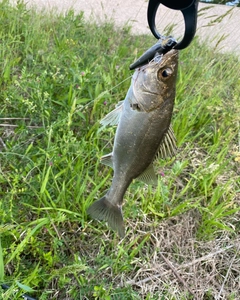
<box><xmin>1</xmin><ymin>72</ymin><xmax>133</xmax><ymax>156</ymax></box>
<box><xmin>79</xmin><ymin>75</ymin><xmax>132</xmax><ymax>112</ymax></box>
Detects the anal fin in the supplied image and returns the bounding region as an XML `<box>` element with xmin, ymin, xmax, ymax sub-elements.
<box><xmin>136</xmin><ymin>164</ymin><xmax>158</xmax><ymax>185</ymax></box>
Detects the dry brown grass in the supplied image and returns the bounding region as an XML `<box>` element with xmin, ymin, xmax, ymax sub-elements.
<box><xmin>48</xmin><ymin>208</ymin><xmax>240</xmax><ymax>299</ymax></box>
<box><xmin>124</xmin><ymin>212</ymin><xmax>240</xmax><ymax>299</ymax></box>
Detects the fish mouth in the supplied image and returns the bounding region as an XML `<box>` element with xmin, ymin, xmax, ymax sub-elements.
<box><xmin>141</xmin><ymin>49</ymin><xmax>178</xmax><ymax>70</ymax></box>
<box><xmin>160</xmin><ymin>49</ymin><xmax>178</xmax><ymax>63</ymax></box>
<box><xmin>158</xmin><ymin>49</ymin><xmax>178</xmax><ymax>62</ymax></box>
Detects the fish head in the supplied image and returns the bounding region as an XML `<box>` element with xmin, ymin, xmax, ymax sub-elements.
<box><xmin>131</xmin><ymin>49</ymin><xmax>178</xmax><ymax>112</ymax></box>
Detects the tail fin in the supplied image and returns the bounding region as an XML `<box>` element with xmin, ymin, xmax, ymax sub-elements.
<box><xmin>87</xmin><ymin>196</ymin><xmax>125</xmax><ymax>237</ymax></box>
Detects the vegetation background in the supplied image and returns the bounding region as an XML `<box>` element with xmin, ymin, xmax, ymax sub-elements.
<box><xmin>0</xmin><ymin>0</ymin><xmax>239</xmax><ymax>299</ymax></box>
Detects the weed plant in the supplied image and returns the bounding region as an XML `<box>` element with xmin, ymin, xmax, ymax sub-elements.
<box><xmin>0</xmin><ymin>0</ymin><xmax>239</xmax><ymax>299</ymax></box>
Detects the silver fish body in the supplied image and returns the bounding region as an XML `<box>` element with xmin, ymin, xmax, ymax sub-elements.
<box><xmin>88</xmin><ymin>49</ymin><xmax>179</xmax><ymax>237</ymax></box>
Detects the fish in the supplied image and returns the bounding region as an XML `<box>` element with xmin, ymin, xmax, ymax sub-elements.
<box><xmin>88</xmin><ymin>49</ymin><xmax>179</xmax><ymax>237</ymax></box>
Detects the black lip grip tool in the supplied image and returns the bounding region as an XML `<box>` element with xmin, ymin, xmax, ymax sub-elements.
<box><xmin>129</xmin><ymin>0</ymin><xmax>199</xmax><ymax>70</ymax></box>
<box><xmin>129</xmin><ymin>36</ymin><xmax>177</xmax><ymax>70</ymax></box>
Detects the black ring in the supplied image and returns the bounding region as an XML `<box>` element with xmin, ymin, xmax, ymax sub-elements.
<box><xmin>147</xmin><ymin>0</ymin><xmax>198</xmax><ymax>50</ymax></box>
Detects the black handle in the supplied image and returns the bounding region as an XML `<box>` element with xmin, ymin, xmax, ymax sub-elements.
<box><xmin>158</xmin><ymin>0</ymin><xmax>196</xmax><ymax>10</ymax></box>
<box><xmin>147</xmin><ymin>0</ymin><xmax>198</xmax><ymax>50</ymax></box>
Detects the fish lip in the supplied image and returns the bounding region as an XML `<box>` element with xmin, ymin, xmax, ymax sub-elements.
<box><xmin>142</xmin><ymin>49</ymin><xmax>178</xmax><ymax>70</ymax></box>
<box><xmin>158</xmin><ymin>49</ymin><xmax>178</xmax><ymax>63</ymax></box>
<box><xmin>134</xmin><ymin>50</ymin><xmax>178</xmax><ymax>79</ymax></box>
<box><xmin>164</xmin><ymin>49</ymin><xmax>178</xmax><ymax>56</ymax></box>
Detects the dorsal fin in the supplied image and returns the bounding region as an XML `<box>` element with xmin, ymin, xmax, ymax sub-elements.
<box><xmin>156</xmin><ymin>125</ymin><xmax>177</xmax><ymax>159</ymax></box>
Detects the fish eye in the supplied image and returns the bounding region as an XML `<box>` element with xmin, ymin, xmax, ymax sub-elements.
<box><xmin>158</xmin><ymin>67</ymin><xmax>173</xmax><ymax>80</ymax></box>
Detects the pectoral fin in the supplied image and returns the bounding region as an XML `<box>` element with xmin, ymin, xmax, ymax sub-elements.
<box><xmin>101</xmin><ymin>152</ymin><xmax>113</xmax><ymax>168</ymax></box>
<box><xmin>100</xmin><ymin>101</ymin><xmax>124</xmax><ymax>127</ymax></box>
<box><xmin>136</xmin><ymin>164</ymin><xmax>158</xmax><ymax>185</ymax></box>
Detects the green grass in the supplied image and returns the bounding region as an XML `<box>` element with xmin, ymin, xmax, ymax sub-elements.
<box><xmin>0</xmin><ymin>0</ymin><xmax>240</xmax><ymax>299</ymax></box>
